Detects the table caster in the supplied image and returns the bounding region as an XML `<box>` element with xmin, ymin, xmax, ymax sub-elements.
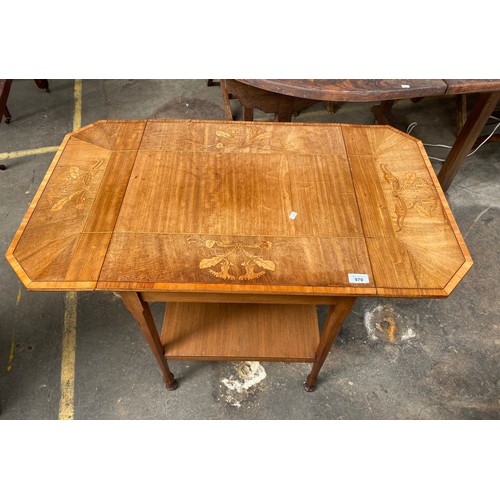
<box><xmin>304</xmin><ymin>382</ymin><xmax>316</xmax><ymax>392</ymax></box>
<box><xmin>165</xmin><ymin>378</ymin><xmax>178</xmax><ymax>391</ymax></box>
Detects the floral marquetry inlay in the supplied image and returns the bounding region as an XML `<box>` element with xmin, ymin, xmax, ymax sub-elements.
<box><xmin>189</xmin><ymin>237</ymin><xmax>276</xmax><ymax>281</ymax></box>
<box><xmin>381</xmin><ymin>165</ymin><xmax>441</xmax><ymax>231</ymax></box>
<box><xmin>49</xmin><ymin>159</ymin><xmax>105</xmax><ymax>212</ymax></box>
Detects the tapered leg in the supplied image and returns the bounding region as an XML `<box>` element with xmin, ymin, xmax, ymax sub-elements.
<box><xmin>438</xmin><ymin>91</ymin><xmax>500</xmax><ymax>191</ymax></box>
<box><xmin>305</xmin><ymin>297</ymin><xmax>356</xmax><ymax>392</ymax></box>
<box><xmin>120</xmin><ymin>292</ymin><xmax>178</xmax><ymax>390</ymax></box>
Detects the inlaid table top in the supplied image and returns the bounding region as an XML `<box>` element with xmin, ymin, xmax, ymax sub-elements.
<box><xmin>6</xmin><ymin>120</ymin><xmax>472</xmax><ymax>297</ymax></box>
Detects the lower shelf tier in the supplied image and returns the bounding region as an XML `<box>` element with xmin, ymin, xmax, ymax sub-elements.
<box><xmin>161</xmin><ymin>303</ymin><xmax>320</xmax><ymax>362</ymax></box>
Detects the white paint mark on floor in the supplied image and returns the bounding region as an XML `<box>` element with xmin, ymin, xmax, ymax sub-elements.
<box><xmin>220</xmin><ymin>361</ymin><xmax>266</xmax><ymax>407</ymax></box>
<box><xmin>364</xmin><ymin>304</ymin><xmax>417</xmax><ymax>343</ymax></box>
<box><xmin>364</xmin><ymin>305</ymin><xmax>383</xmax><ymax>341</ymax></box>
<box><xmin>401</xmin><ymin>328</ymin><xmax>416</xmax><ymax>341</ymax></box>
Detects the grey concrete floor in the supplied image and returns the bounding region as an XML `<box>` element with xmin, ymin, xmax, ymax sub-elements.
<box><xmin>0</xmin><ymin>79</ymin><xmax>498</xmax><ymax>419</ymax></box>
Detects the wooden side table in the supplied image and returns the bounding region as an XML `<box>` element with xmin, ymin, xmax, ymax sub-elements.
<box><xmin>5</xmin><ymin>120</ymin><xmax>473</xmax><ymax>392</ymax></box>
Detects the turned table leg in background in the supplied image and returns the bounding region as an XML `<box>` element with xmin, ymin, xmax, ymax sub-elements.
<box><xmin>371</xmin><ymin>100</ymin><xmax>395</xmax><ymax>125</ymax></box>
<box><xmin>34</xmin><ymin>79</ymin><xmax>50</xmax><ymax>92</ymax></box>
<box><xmin>120</xmin><ymin>292</ymin><xmax>178</xmax><ymax>390</ymax></box>
<box><xmin>305</xmin><ymin>297</ymin><xmax>356</xmax><ymax>392</ymax></box>
<box><xmin>2</xmin><ymin>105</ymin><xmax>11</xmax><ymax>124</ymax></box>
<box><xmin>0</xmin><ymin>79</ymin><xmax>13</xmax><ymax>124</ymax></box>
<box><xmin>438</xmin><ymin>91</ymin><xmax>500</xmax><ymax>191</ymax></box>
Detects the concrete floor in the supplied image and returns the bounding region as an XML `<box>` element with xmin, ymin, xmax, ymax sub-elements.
<box><xmin>0</xmin><ymin>79</ymin><xmax>498</xmax><ymax>419</ymax></box>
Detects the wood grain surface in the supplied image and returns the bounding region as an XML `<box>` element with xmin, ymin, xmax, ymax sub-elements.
<box><xmin>161</xmin><ymin>303</ymin><xmax>319</xmax><ymax>361</ymax></box>
<box><xmin>6</xmin><ymin>120</ymin><xmax>473</xmax><ymax>297</ymax></box>
<box><xmin>444</xmin><ymin>79</ymin><xmax>500</xmax><ymax>95</ymax></box>
<box><xmin>236</xmin><ymin>79</ymin><xmax>448</xmax><ymax>102</ymax></box>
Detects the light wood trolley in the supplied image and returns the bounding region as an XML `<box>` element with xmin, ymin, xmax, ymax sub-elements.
<box><xmin>6</xmin><ymin>120</ymin><xmax>473</xmax><ymax>392</ymax></box>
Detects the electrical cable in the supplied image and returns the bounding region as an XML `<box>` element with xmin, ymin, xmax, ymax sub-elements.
<box><xmin>406</xmin><ymin>122</ymin><xmax>418</xmax><ymax>134</ymax></box>
<box><xmin>467</xmin><ymin>121</ymin><xmax>500</xmax><ymax>156</ymax></box>
<box><xmin>405</xmin><ymin>117</ymin><xmax>500</xmax><ymax>162</ymax></box>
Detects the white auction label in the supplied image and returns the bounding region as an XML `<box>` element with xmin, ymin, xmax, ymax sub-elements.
<box><xmin>348</xmin><ymin>273</ymin><xmax>369</xmax><ymax>284</ymax></box>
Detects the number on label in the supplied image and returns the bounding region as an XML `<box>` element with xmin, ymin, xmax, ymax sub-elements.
<box><xmin>348</xmin><ymin>273</ymin><xmax>369</xmax><ymax>284</ymax></box>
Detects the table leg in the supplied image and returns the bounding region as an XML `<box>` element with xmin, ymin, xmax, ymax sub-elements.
<box><xmin>243</xmin><ymin>106</ymin><xmax>254</xmax><ymax>121</ymax></box>
<box><xmin>305</xmin><ymin>297</ymin><xmax>356</xmax><ymax>392</ymax></box>
<box><xmin>438</xmin><ymin>91</ymin><xmax>500</xmax><ymax>191</ymax></box>
<box><xmin>120</xmin><ymin>292</ymin><xmax>178</xmax><ymax>390</ymax></box>
<box><xmin>34</xmin><ymin>79</ymin><xmax>50</xmax><ymax>92</ymax></box>
<box><xmin>456</xmin><ymin>94</ymin><xmax>467</xmax><ymax>135</ymax></box>
<box><xmin>275</xmin><ymin>95</ymin><xmax>294</xmax><ymax>122</ymax></box>
<box><xmin>220</xmin><ymin>80</ymin><xmax>234</xmax><ymax>120</ymax></box>
<box><xmin>3</xmin><ymin>105</ymin><xmax>11</xmax><ymax>124</ymax></box>
<box><xmin>371</xmin><ymin>100</ymin><xmax>395</xmax><ymax>125</ymax></box>
<box><xmin>326</xmin><ymin>101</ymin><xmax>338</xmax><ymax>114</ymax></box>
<box><xmin>0</xmin><ymin>79</ymin><xmax>13</xmax><ymax>124</ymax></box>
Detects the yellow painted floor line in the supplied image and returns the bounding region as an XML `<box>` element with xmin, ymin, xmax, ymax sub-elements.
<box><xmin>73</xmin><ymin>79</ymin><xmax>82</xmax><ymax>131</ymax></box>
<box><xmin>0</xmin><ymin>146</ymin><xmax>59</xmax><ymax>161</ymax></box>
<box><xmin>6</xmin><ymin>289</ymin><xmax>22</xmax><ymax>372</ymax></box>
<box><xmin>59</xmin><ymin>291</ymin><xmax>77</xmax><ymax>420</ymax></box>
<box><xmin>59</xmin><ymin>79</ymin><xmax>83</xmax><ymax>420</ymax></box>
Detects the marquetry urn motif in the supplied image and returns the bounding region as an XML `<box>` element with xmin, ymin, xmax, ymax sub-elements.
<box><xmin>189</xmin><ymin>237</ymin><xmax>275</xmax><ymax>281</ymax></box>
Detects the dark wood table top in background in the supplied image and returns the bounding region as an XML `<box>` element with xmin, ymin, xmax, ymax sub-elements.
<box><xmin>443</xmin><ymin>79</ymin><xmax>500</xmax><ymax>94</ymax></box>
<box><xmin>237</xmin><ymin>79</ymin><xmax>448</xmax><ymax>102</ymax></box>
<box><xmin>236</xmin><ymin>79</ymin><xmax>500</xmax><ymax>101</ymax></box>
